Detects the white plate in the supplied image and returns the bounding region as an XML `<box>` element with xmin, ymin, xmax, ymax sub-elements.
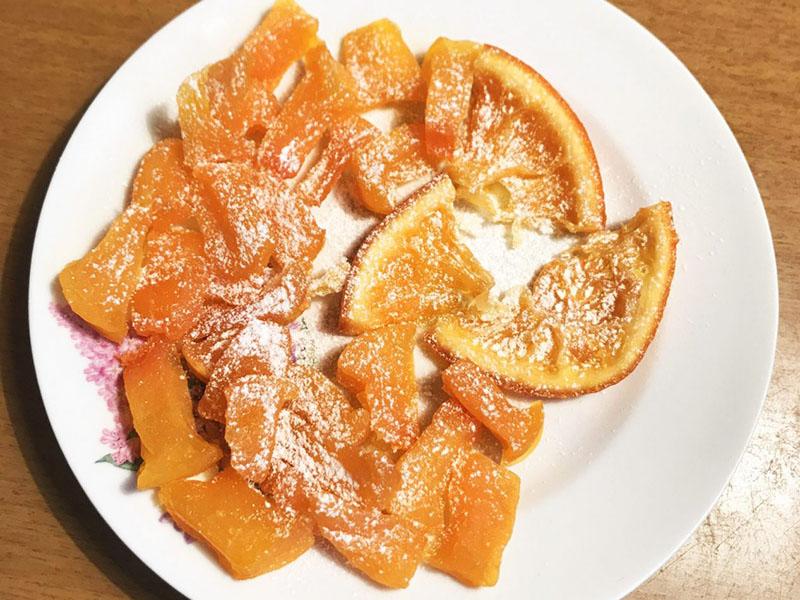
<box><xmin>28</xmin><ymin>0</ymin><xmax>778</xmax><ymax>598</ymax></box>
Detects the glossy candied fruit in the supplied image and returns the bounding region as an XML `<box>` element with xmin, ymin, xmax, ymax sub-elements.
<box><xmin>350</xmin><ymin>122</ymin><xmax>436</xmax><ymax>214</ymax></box>
<box><xmin>158</xmin><ymin>468</ymin><xmax>314</xmax><ymax>579</ymax></box>
<box><xmin>442</xmin><ymin>360</ymin><xmax>543</xmax><ymax>465</ymax></box>
<box><xmin>340</xmin><ymin>19</ymin><xmax>423</xmax><ymax>108</ymax></box>
<box><xmin>431</xmin><ymin>202</ymin><xmax>678</xmax><ymax>397</ymax></box>
<box><xmin>421</xmin><ymin>38</ymin><xmax>482</xmax><ymax>163</ymax></box>
<box><xmin>340</xmin><ymin>175</ymin><xmax>494</xmax><ymax>333</ymax></box>
<box><xmin>131</xmin><ymin>228</ymin><xmax>208</xmax><ymax>341</ymax></box>
<box><xmin>337</xmin><ymin>323</ymin><xmax>419</xmax><ymax>451</ymax></box>
<box><xmin>259</xmin><ymin>44</ymin><xmax>361</xmax><ymax>178</ymax></box>
<box><xmin>59</xmin><ymin>204</ymin><xmax>150</xmax><ymax>343</ymax></box>
<box><xmin>296</xmin><ymin>116</ymin><xmax>379</xmax><ymax>205</ymax></box>
<box><xmin>226</xmin><ymin>374</ymin><xmax>298</xmax><ymax>483</ymax></box>
<box><xmin>388</xmin><ymin>400</ymin><xmax>477</xmax><ymax>553</ymax></box>
<box><xmin>447</xmin><ymin>46</ymin><xmax>605</xmax><ymax>233</ymax></box>
<box><xmin>337</xmin><ymin>439</ymin><xmax>395</xmax><ymax>509</ymax></box>
<box><xmin>121</xmin><ymin>339</ymin><xmax>222</xmax><ymax>489</ymax></box>
<box><xmin>199</xmin><ymin>318</ymin><xmax>291</xmax><ymax>422</ymax></box>
<box><xmin>428</xmin><ymin>451</ymin><xmax>520</xmax><ymax>586</ymax></box>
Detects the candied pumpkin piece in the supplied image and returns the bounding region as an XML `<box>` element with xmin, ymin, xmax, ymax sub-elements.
<box><xmin>226</xmin><ymin>374</ymin><xmax>298</xmax><ymax>483</ymax></box>
<box><xmin>337</xmin><ymin>323</ymin><xmax>419</xmax><ymax>451</ymax></box>
<box><xmin>389</xmin><ymin>400</ymin><xmax>477</xmax><ymax>552</ymax></box>
<box><xmin>350</xmin><ymin>122</ymin><xmax>436</xmax><ymax>214</ymax></box>
<box><xmin>431</xmin><ymin>202</ymin><xmax>677</xmax><ymax>397</ymax></box>
<box><xmin>338</xmin><ymin>439</ymin><xmax>396</xmax><ymax>509</ymax></box>
<box><xmin>121</xmin><ymin>339</ymin><xmax>222</xmax><ymax>489</ymax></box>
<box><xmin>442</xmin><ymin>360</ymin><xmax>543</xmax><ymax>465</ymax></box>
<box><xmin>131</xmin><ymin>139</ymin><xmax>198</xmax><ymax>224</ymax></box>
<box><xmin>131</xmin><ymin>228</ymin><xmax>208</xmax><ymax>341</ymax></box>
<box><xmin>177</xmin><ymin>0</ymin><xmax>318</xmax><ymax>166</ymax></box>
<box><xmin>159</xmin><ymin>468</ymin><xmax>314</xmax><ymax>580</ymax></box>
<box><xmin>428</xmin><ymin>451</ymin><xmax>520</xmax><ymax>586</ymax></box>
<box><xmin>259</xmin><ymin>44</ymin><xmax>361</xmax><ymax>178</ymax></box>
<box><xmin>340</xmin><ymin>175</ymin><xmax>493</xmax><ymax>333</ymax></box>
<box><xmin>315</xmin><ymin>501</ymin><xmax>426</xmax><ymax>589</ymax></box>
<box><xmin>59</xmin><ymin>205</ymin><xmax>150</xmax><ymax>343</ymax></box>
<box><xmin>340</xmin><ymin>19</ymin><xmax>423</xmax><ymax>108</ymax></box>
<box><xmin>288</xmin><ymin>365</ymin><xmax>370</xmax><ymax>451</ymax></box>
<box><xmin>421</xmin><ymin>38</ymin><xmax>482</xmax><ymax>163</ymax></box>
<box><xmin>199</xmin><ymin>319</ymin><xmax>290</xmax><ymax>422</ymax></box>
<box><xmin>297</xmin><ymin>116</ymin><xmax>379</xmax><ymax>205</ymax></box>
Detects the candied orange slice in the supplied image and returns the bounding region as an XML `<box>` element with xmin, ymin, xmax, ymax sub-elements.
<box><xmin>431</xmin><ymin>202</ymin><xmax>678</xmax><ymax>396</ymax></box>
<box><xmin>428</xmin><ymin>451</ymin><xmax>520</xmax><ymax>586</ymax></box>
<box><xmin>121</xmin><ymin>339</ymin><xmax>222</xmax><ymax>489</ymax></box>
<box><xmin>388</xmin><ymin>400</ymin><xmax>477</xmax><ymax>552</ymax></box>
<box><xmin>158</xmin><ymin>468</ymin><xmax>314</xmax><ymax>580</ymax></box>
<box><xmin>442</xmin><ymin>360</ymin><xmax>543</xmax><ymax>464</ymax></box>
<box><xmin>447</xmin><ymin>46</ymin><xmax>605</xmax><ymax>233</ymax></box>
<box><xmin>314</xmin><ymin>501</ymin><xmax>425</xmax><ymax>589</ymax></box>
<box><xmin>59</xmin><ymin>205</ymin><xmax>149</xmax><ymax>343</ymax></box>
<box><xmin>340</xmin><ymin>19</ymin><xmax>423</xmax><ymax>108</ymax></box>
<box><xmin>350</xmin><ymin>123</ymin><xmax>436</xmax><ymax>214</ymax></box>
<box><xmin>199</xmin><ymin>319</ymin><xmax>291</xmax><ymax>422</ymax></box>
<box><xmin>421</xmin><ymin>38</ymin><xmax>482</xmax><ymax>163</ymax></box>
<box><xmin>131</xmin><ymin>228</ymin><xmax>208</xmax><ymax>341</ymax></box>
<box><xmin>297</xmin><ymin>116</ymin><xmax>379</xmax><ymax>205</ymax></box>
<box><xmin>259</xmin><ymin>44</ymin><xmax>360</xmax><ymax>178</ymax></box>
<box><xmin>226</xmin><ymin>374</ymin><xmax>298</xmax><ymax>483</ymax></box>
<box><xmin>340</xmin><ymin>175</ymin><xmax>493</xmax><ymax>333</ymax></box>
<box><xmin>337</xmin><ymin>323</ymin><xmax>419</xmax><ymax>451</ymax></box>
<box><xmin>177</xmin><ymin>0</ymin><xmax>318</xmax><ymax>167</ymax></box>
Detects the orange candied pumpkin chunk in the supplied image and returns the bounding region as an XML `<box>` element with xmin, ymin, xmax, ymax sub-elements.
<box><xmin>159</xmin><ymin>468</ymin><xmax>314</xmax><ymax>580</ymax></box>
<box><xmin>226</xmin><ymin>374</ymin><xmax>298</xmax><ymax>483</ymax></box>
<box><xmin>428</xmin><ymin>451</ymin><xmax>520</xmax><ymax>586</ymax></box>
<box><xmin>131</xmin><ymin>228</ymin><xmax>208</xmax><ymax>341</ymax></box>
<box><xmin>199</xmin><ymin>319</ymin><xmax>291</xmax><ymax>422</ymax></box>
<box><xmin>258</xmin><ymin>44</ymin><xmax>361</xmax><ymax>178</ymax></box>
<box><xmin>388</xmin><ymin>400</ymin><xmax>477</xmax><ymax>553</ymax></box>
<box><xmin>338</xmin><ymin>439</ymin><xmax>395</xmax><ymax>509</ymax></box>
<box><xmin>59</xmin><ymin>204</ymin><xmax>150</xmax><ymax>343</ymax></box>
<box><xmin>340</xmin><ymin>18</ymin><xmax>423</xmax><ymax>108</ymax></box>
<box><xmin>350</xmin><ymin>122</ymin><xmax>436</xmax><ymax>214</ymax></box>
<box><xmin>122</xmin><ymin>339</ymin><xmax>222</xmax><ymax>489</ymax></box>
<box><xmin>442</xmin><ymin>360</ymin><xmax>544</xmax><ymax>465</ymax></box>
<box><xmin>296</xmin><ymin>116</ymin><xmax>379</xmax><ymax>205</ymax></box>
<box><xmin>421</xmin><ymin>38</ymin><xmax>482</xmax><ymax>163</ymax></box>
<box><xmin>337</xmin><ymin>323</ymin><xmax>419</xmax><ymax>451</ymax></box>
<box><xmin>177</xmin><ymin>0</ymin><xmax>318</xmax><ymax>167</ymax></box>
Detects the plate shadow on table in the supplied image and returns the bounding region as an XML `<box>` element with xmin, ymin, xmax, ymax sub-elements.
<box><xmin>1</xmin><ymin>97</ymin><xmax>185</xmax><ymax>600</ymax></box>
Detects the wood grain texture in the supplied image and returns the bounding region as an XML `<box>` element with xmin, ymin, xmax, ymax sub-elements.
<box><xmin>0</xmin><ymin>1</ymin><xmax>796</xmax><ymax>598</ymax></box>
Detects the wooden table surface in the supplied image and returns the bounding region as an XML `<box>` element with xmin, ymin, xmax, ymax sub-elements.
<box><xmin>0</xmin><ymin>1</ymin><xmax>797</xmax><ymax>598</ymax></box>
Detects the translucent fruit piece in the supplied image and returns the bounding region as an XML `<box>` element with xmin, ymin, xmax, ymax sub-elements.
<box><xmin>340</xmin><ymin>19</ymin><xmax>423</xmax><ymax>108</ymax></box>
<box><xmin>131</xmin><ymin>139</ymin><xmax>198</xmax><ymax>225</ymax></box>
<box><xmin>177</xmin><ymin>0</ymin><xmax>318</xmax><ymax>167</ymax></box>
<box><xmin>199</xmin><ymin>319</ymin><xmax>291</xmax><ymax>422</ymax></box>
<box><xmin>340</xmin><ymin>175</ymin><xmax>494</xmax><ymax>333</ymax></box>
<box><xmin>314</xmin><ymin>501</ymin><xmax>426</xmax><ymax>589</ymax></box>
<box><xmin>226</xmin><ymin>374</ymin><xmax>298</xmax><ymax>483</ymax></box>
<box><xmin>259</xmin><ymin>44</ymin><xmax>361</xmax><ymax>178</ymax></box>
<box><xmin>59</xmin><ymin>204</ymin><xmax>150</xmax><ymax>342</ymax></box>
<box><xmin>388</xmin><ymin>400</ymin><xmax>477</xmax><ymax>554</ymax></box>
<box><xmin>131</xmin><ymin>228</ymin><xmax>208</xmax><ymax>341</ymax></box>
<box><xmin>428</xmin><ymin>451</ymin><xmax>520</xmax><ymax>586</ymax></box>
<box><xmin>448</xmin><ymin>46</ymin><xmax>605</xmax><ymax>233</ymax></box>
<box><xmin>158</xmin><ymin>468</ymin><xmax>314</xmax><ymax>580</ymax></box>
<box><xmin>442</xmin><ymin>360</ymin><xmax>543</xmax><ymax>465</ymax></box>
<box><xmin>338</xmin><ymin>440</ymin><xmax>395</xmax><ymax>509</ymax></box>
<box><xmin>431</xmin><ymin>202</ymin><xmax>678</xmax><ymax>396</ymax></box>
<box><xmin>296</xmin><ymin>116</ymin><xmax>379</xmax><ymax>205</ymax></box>
<box><xmin>337</xmin><ymin>323</ymin><xmax>419</xmax><ymax>451</ymax></box>
<box><xmin>350</xmin><ymin>122</ymin><xmax>436</xmax><ymax>214</ymax></box>
<box><xmin>121</xmin><ymin>339</ymin><xmax>222</xmax><ymax>489</ymax></box>
<box><xmin>421</xmin><ymin>38</ymin><xmax>482</xmax><ymax>163</ymax></box>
